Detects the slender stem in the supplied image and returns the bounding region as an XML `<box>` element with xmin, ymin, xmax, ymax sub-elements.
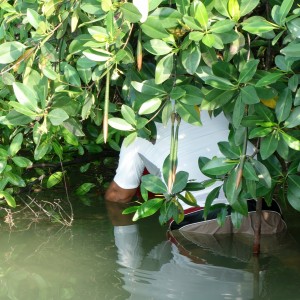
<box><xmin>253</xmin><ymin>197</ymin><xmax>262</xmax><ymax>255</ymax></box>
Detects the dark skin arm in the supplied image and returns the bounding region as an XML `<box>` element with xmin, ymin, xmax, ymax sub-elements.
<box><xmin>104</xmin><ymin>180</ymin><xmax>138</xmax><ymax>203</ymax></box>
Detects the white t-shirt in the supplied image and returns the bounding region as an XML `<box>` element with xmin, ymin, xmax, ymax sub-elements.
<box><xmin>114</xmin><ymin>111</ymin><xmax>230</xmax><ymax>208</ymax></box>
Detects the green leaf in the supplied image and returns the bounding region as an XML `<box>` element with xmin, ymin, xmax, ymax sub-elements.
<box><xmin>238</xmin><ymin>59</ymin><xmax>259</xmax><ymax>83</ymax></box>
<box><xmin>64</xmin><ymin>64</ymin><xmax>81</xmax><ymax>87</ymax></box>
<box><xmin>12</xmin><ymin>156</ymin><xmax>32</xmax><ymax>168</ymax></box>
<box><xmin>121</xmin><ymin>105</ymin><xmax>136</xmax><ymax>125</ymax></box>
<box><xmin>182</xmin><ymin>191</ymin><xmax>198</xmax><ymax>206</ymax></box>
<box><xmin>0</xmin><ymin>191</ymin><xmax>16</xmax><ymax>208</ymax></box>
<box><xmin>225</xmin><ymin>167</ymin><xmax>241</xmax><ymax>205</ymax></box>
<box><xmin>81</xmin><ymin>93</ymin><xmax>95</xmax><ymax>120</ymax></box>
<box><xmin>201</xmin><ymin>89</ymin><xmax>235</xmax><ymax>110</ymax></box>
<box><xmin>6</xmin><ymin>171</ymin><xmax>26</xmax><ymax>187</ymax></box>
<box><xmin>228</xmin><ymin>0</ymin><xmax>240</xmax><ymax>22</ymax></box>
<box><xmin>176</xmin><ymin>101</ymin><xmax>202</xmax><ymax>126</ymax></box>
<box><xmin>123</xmin><ymin>132</ymin><xmax>138</xmax><ymax>147</ymax></box>
<box><xmin>13</xmin><ymin>82</ymin><xmax>39</xmax><ymax>112</ymax></box>
<box><xmin>83</xmin><ymin>49</ymin><xmax>111</xmax><ymax>62</ymax></box>
<box><xmin>48</xmin><ymin>108</ymin><xmax>69</xmax><ymax>126</ymax></box>
<box><xmin>155</xmin><ymin>53</ymin><xmax>174</xmax><ymax>84</ymax></box>
<box><xmin>170</xmin><ymin>86</ymin><xmax>186</xmax><ymax>100</ymax></box>
<box><xmin>179</xmin><ymin>85</ymin><xmax>204</xmax><ymax>105</ymax></box>
<box><xmin>131</xmin><ymin>79</ymin><xmax>166</xmax><ymax>96</ymax></box>
<box><xmin>240</xmin><ymin>86</ymin><xmax>260</xmax><ymax>104</ymax></box>
<box><xmin>281</xmin><ymin>132</ymin><xmax>300</xmax><ymax>151</ymax></box>
<box><xmin>122</xmin><ymin>205</ymin><xmax>140</xmax><ymax>215</ymax></box>
<box><xmin>0</xmin><ymin>160</ymin><xmax>7</xmax><ymax>174</ymax></box>
<box><xmin>260</xmin><ymin>131</ymin><xmax>279</xmax><ymax>159</ymax></box>
<box><xmin>141</xmin><ymin>174</ymin><xmax>167</xmax><ymax>194</ymax></box>
<box><xmin>287</xmin><ymin>189</ymin><xmax>300</xmax><ymax>211</ymax></box>
<box><xmin>9</xmin><ymin>133</ymin><xmax>23</xmax><ymax>157</ymax></box>
<box><xmin>34</xmin><ymin>141</ymin><xmax>51</xmax><ymax>160</ymax></box>
<box><xmin>287</xmin><ymin>18</ymin><xmax>300</xmax><ymax>38</ymax></box>
<box><xmin>75</xmin><ymin>183</ymin><xmax>96</xmax><ymax>195</ymax></box>
<box><xmin>255</xmin><ymin>72</ymin><xmax>283</xmax><ymax>87</ymax></box>
<box><xmin>214</xmin><ymin>0</ymin><xmax>230</xmax><ymax>17</ymax></box>
<box><xmin>0</xmin><ymin>42</ymin><xmax>26</xmax><ymax>64</ymax></box>
<box><xmin>249</xmin><ymin>127</ymin><xmax>273</xmax><ymax>139</ymax></box>
<box><xmin>205</xmin><ymin>76</ymin><xmax>236</xmax><ymax>90</ymax></box>
<box><xmin>280</xmin><ymin>43</ymin><xmax>300</xmax><ymax>57</ymax></box>
<box><xmin>144</xmin><ymin>39</ymin><xmax>173</xmax><ymax>55</ymax></box>
<box><xmin>240</xmin><ymin>0</ymin><xmax>260</xmax><ymax>17</ymax></box>
<box><xmin>287</xmin><ymin>175</ymin><xmax>300</xmax><ymax>211</ymax></box>
<box><xmin>278</xmin><ymin>0</ymin><xmax>294</xmax><ymax>25</ymax></box>
<box><xmin>8</xmin><ymin>102</ymin><xmax>37</xmax><ymax>117</ymax></box>
<box><xmin>108</xmin><ymin>118</ymin><xmax>135</xmax><ymax>131</ymax></box>
<box><xmin>194</xmin><ymin>1</ymin><xmax>208</xmax><ymax>30</ymax></box>
<box><xmin>27</xmin><ymin>8</ymin><xmax>41</xmax><ymax>29</ymax></box>
<box><xmin>138</xmin><ymin>98</ymin><xmax>162</xmax><ymax>115</ymax></box>
<box><xmin>242</xmin><ymin>16</ymin><xmax>277</xmax><ymax>34</ymax></box>
<box><xmin>284</xmin><ymin>106</ymin><xmax>300</xmax><ymax>128</ymax></box>
<box><xmin>47</xmin><ymin>172</ymin><xmax>64</xmax><ymax>188</ymax></box>
<box><xmin>141</xmin><ymin>18</ymin><xmax>169</xmax><ymax>38</ymax></box>
<box><xmin>210</xmin><ymin>19</ymin><xmax>235</xmax><ymax>33</ymax></box>
<box><xmin>202</xmin><ymin>33</ymin><xmax>215</xmax><ymax>48</ymax></box>
<box><xmin>133</xmin><ymin>198</ymin><xmax>164</xmax><ymax>221</ymax></box>
<box><xmin>120</xmin><ymin>3</ymin><xmax>142</xmax><ymax>22</ymax></box>
<box><xmin>202</xmin><ymin>157</ymin><xmax>237</xmax><ymax>175</ymax></box>
<box><xmin>232</xmin><ymin>95</ymin><xmax>245</xmax><ymax>128</ymax></box>
<box><xmin>243</xmin><ymin>161</ymin><xmax>259</xmax><ymax>181</ymax></box>
<box><xmin>148</xmin><ymin>8</ymin><xmax>182</xmax><ymax>28</ymax></box>
<box><xmin>175</xmin><ymin>0</ymin><xmax>190</xmax><ymax>15</ymax></box>
<box><xmin>218</xmin><ymin>141</ymin><xmax>241</xmax><ymax>159</ymax></box>
<box><xmin>275</xmin><ymin>88</ymin><xmax>293</xmax><ymax>123</ymax></box>
<box><xmin>172</xmin><ymin>171</ymin><xmax>189</xmax><ymax>194</ymax></box>
<box><xmin>204</xmin><ymin>186</ymin><xmax>221</xmax><ymax>219</ymax></box>
<box><xmin>181</xmin><ymin>43</ymin><xmax>201</xmax><ymax>75</ymax></box>
<box><xmin>250</xmin><ymin>158</ymin><xmax>272</xmax><ymax>188</ymax></box>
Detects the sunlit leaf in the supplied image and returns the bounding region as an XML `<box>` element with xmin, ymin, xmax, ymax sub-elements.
<box><xmin>108</xmin><ymin>118</ymin><xmax>135</xmax><ymax>131</ymax></box>
<box><xmin>75</xmin><ymin>183</ymin><xmax>96</xmax><ymax>195</ymax></box>
<box><xmin>0</xmin><ymin>191</ymin><xmax>16</xmax><ymax>208</ymax></box>
<box><xmin>47</xmin><ymin>171</ymin><xmax>64</xmax><ymax>188</ymax></box>
<box><xmin>0</xmin><ymin>42</ymin><xmax>26</xmax><ymax>64</ymax></box>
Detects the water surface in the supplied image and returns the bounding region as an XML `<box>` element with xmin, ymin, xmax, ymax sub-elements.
<box><xmin>0</xmin><ymin>192</ymin><xmax>300</xmax><ymax>300</ymax></box>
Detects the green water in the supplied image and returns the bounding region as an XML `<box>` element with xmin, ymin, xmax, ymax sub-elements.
<box><xmin>0</xmin><ymin>192</ymin><xmax>300</xmax><ymax>300</ymax></box>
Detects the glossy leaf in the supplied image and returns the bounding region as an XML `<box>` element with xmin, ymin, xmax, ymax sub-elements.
<box><xmin>240</xmin><ymin>86</ymin><xmax>260</xmax><ymax>104</ymax></box>
<box><xmin>75</xmin><ymin>183</ymin><xmax>96</xmax><ymax>195</ymax></box>
<box><xmin>13</xmin><ymin>82</ymin><xmax>39</xmax><ymax>113</ymax></box>
<box><xmin>9</xmin><ymin>133</ymin><xmax>23</xmax><ymax>157</ymax></box>
<box><xmin>0</xmin><ymin>42</ymin><xmax>26</xmax><ymax>64</ymax></box>
<box><xmin>238</xmin><ymin>59</ymin><xmax>259</xmax><ymax>83</ymax></box>
<box><xmin>47</xmin><ymin>172</ymin><xmax>64</xmax><ymax>188</ymax></box>
<box><xmin>144</xmin><ymin>39</ymin><xmax>173</xmax><ymax>55</ymax></box>
<box><xmin>202</xmin><ymin>157</ymin><xmax>237</xmax><ymax>175</ymax></box>
<box><xmin>155</xmin><ymin>53</ymin><xmax>174</xmax><ymax>84</ymax></box>
<box><xmin>175</xmin><ymin>101</ymin><xmax>202</xmax><ymax>126</ymax></box>
<box><xmin>132</xmin><ymin>198</ymin><xmax>164</xmax><ymax>221</ymax></box>
<box><xmin>138</xmin><ymin>98</ymin><xmax>162</xmax><ymax>115</ymax></box>
<box><xmin>284</xmin><ymin>106</ymin><xmax>300</xmax><ymax>128</ymax></box>
<box><xmin>172</xmin><ymin>171</ymin><xmax>189</xmax><ymax>194</ymax></box>
<box><xmin>275</xmin><ymin>88</ymin><xmax>293</xmax><ymax>123</ymax></box>
<box><xmin>0</xmin><ymin>191</ymin><xmax>16</xmax><ymax>208</ymax></box>
<box><xmin>12</xmin><ymin>156</ymin><xmax>33</xmax><ymax>168</ymax></box>
<box><xmin>260</xmin><ymin>131</ymin><xmax>279</xmax><ymax>159</ymax></box>
<box><xmin>120</xmin><ymin>3</ymin><xmax>142</xmax><ymax>22</ymax></box>
<box><xmin>141</xmin><ymin>174</ymin><xmax>167</xmax><ymax>194</ymax></box>
<box><xmin>204</xmin><ymin>186</ymin><xmax>221</xmax><ymax>219</ymax></box>
<box><xmin>281</xmin><ymin>132</ymin><xmax>300</xmax><ymax>151</ymax></box>
<box><xmin>108</xmin><ymin>118</ymin><xmax>135</xmax><ymax>131</ymax></box>
<box><xmin>48</xmin><ymin>108</ymin><xmax>69</xmax><ymax>126</ymax></box>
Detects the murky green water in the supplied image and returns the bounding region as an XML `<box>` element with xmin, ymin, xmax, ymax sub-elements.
<box><xmin>1</xmin><ymin>191</ymin><xmax>300</xmax><ymax>300</ymax></box>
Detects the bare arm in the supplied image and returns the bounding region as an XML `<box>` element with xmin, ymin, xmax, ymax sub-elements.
<box><xmin>105</xmin><ymin>180</ymin><xmax>138</xmax><ymax>203</ymax></box>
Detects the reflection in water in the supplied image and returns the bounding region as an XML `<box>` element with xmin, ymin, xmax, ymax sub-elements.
<box><xmin>107</xmin><ymin>201</ymin><xmax>300</xmax><ymax>300</ymax></box>
<box><xmin>0</xmin><ymin>198</ymin><xmax>299</xmax><ymax>300</ymax></box>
